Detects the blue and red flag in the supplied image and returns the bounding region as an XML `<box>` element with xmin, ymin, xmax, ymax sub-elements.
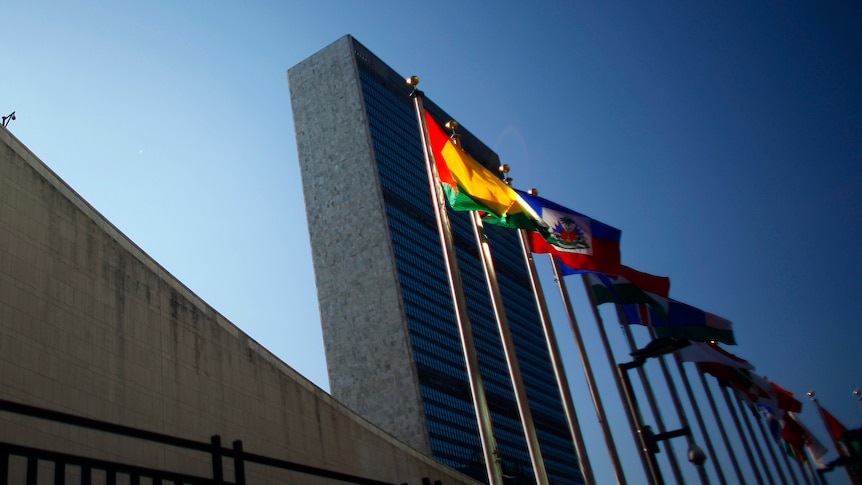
<box><xmin>520</xmin><ymin>190</ymin><xmax>622</xmax><ymax>275</ymax></box>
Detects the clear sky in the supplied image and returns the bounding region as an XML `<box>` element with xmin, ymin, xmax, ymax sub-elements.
<box><xmin>3</xmin><ymin>2</ymin><xmax>861</xmax><ymax>484</ymax></box>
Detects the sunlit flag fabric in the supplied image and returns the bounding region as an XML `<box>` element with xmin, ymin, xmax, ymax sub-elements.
<box><xmin>518</xmin><ymin>190</ymin><xmax>622</xmax><ymax>274</ymax></box>
<box><xmin>424</xmin><ymin>111</ymin><xmax>540</xmax><ymax>231</ymax></box>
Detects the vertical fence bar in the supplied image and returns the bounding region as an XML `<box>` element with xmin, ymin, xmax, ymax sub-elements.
<box><xmin>54</xmin><ymin>460</ymin><xmax>66</xmax><ymax>485</ymax></box>
<box><xmin>26</xmin><ymin>456</ymin><xmax>37</xmax><ymax>485</ymax></box>
<box><xmin>211</xmin><ymin>435</ymin><xmax>224</xmax><ymax>484</ymax></box>
<box><xmin>233</xmin><ymin>440</ymin><xmax>246</xmax><ymax>485</ymax></box>
<box><xmin>0</xmin><ymin>447</ymin><xmax>8</xmax><ymax>485</ymax></box>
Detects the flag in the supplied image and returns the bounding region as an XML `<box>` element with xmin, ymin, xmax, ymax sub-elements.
<box><xmin>820</xmin><ymin>406</ymin><xmax>848</xmax><ymax>441</ymax></box>
<box><xmin>759</xmin><ymin>403</ymin><xmax>784</xmax><ymax>442</ymax></box>
<box><xmin>585</xmin><ymin>269</ymin><xmax>671</xmax><ymax>309</ymax></box>
<box><xmin>678</xmin><ymin>341</ymin><xmax>753</xmax><ymax>369</ymax></box>
<box><xmin>424</xmin><ymin>111</ymin><xmax>540</xmax><ymax>230</ymax></box>
<box><xmin>519</xmin><ymin>190</ymin><xmax>622</xmax><ymax>274</ymax></box>
<box><xmin>698</xmin><ymin>362</ymin><xmax>761</xmax><ymax>398</ymax></box>
<box><xmin>769</xmin><ymin>381</ymin><xmax>803</xmax><ymax>414</ymax></box>
<box><xmin>783</xmin><ymin>412</ymin><xmax>829</xmax><ymax>466</ymax></box>
<box><xmin>622</xmin><ymin>297</ymin><xmax>736</xmax><ymax>345</ymax></box>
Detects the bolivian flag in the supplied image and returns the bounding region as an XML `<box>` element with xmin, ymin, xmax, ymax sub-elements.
<box><xmin>424</xmin><ymin>111</ymin><xmax>542</xmax><ymax>231</ymax></box>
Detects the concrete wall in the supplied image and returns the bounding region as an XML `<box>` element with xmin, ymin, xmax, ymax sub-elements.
<box><xmin>0</xmin><ymin>123</ymin><xmax>480</xmax><ymax>485</ymax></box>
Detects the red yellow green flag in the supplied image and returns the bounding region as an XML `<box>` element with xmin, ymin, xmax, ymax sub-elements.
<box><xmin>424</xmin><ymin>111</ymin><xmax>541</xmax><ymax>231</ymax></box>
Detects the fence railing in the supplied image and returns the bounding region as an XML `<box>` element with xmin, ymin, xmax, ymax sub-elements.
<box><xmin>0</xmin><ymin>398</ymin><xmax>445</xmax><ymax>485</ymax></box>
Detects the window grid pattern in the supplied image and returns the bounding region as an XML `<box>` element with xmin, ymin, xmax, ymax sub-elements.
<box><xmin>357</xmin><ymin>62</ymin><xmax>583</xmax><ymax>485</ymax></box>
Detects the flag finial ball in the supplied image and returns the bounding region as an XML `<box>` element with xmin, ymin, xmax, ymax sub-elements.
<box><xmin>444</xmin><ymin>120</ymin><xmax>458</xmax><ymax>131</ymax></box>
<box><xmin>406</xmin><ymin>76</ymin><xmax>419</xmax><ymax>86</ymax></box>
<box><xmin>527</xmin><ymin>188</ymin><xmax>538</xmax><ymax>195</ymax></box>
<box><xmin>853</xmin><ymin>388</ymin><xmax>860</xmax><ymax>397</ymax></box>
<box><xmin>498</xmin><ymin>164</ymin><xmax>510</xmax><ymax>173</ymax></box>
<box><xmin>807</xmin><ymin>391</ymin><xmax>815</xmax><ymax>397</ymax></box>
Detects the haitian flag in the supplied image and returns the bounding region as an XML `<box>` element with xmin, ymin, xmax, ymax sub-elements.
<box><xmin>520</xmin><ymin>191</ymin><xmax>622</xmax><ymax>275</ymax></box>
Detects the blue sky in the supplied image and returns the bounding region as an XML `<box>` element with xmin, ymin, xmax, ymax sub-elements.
<box><xmin>3</xmin><ymin>2</ymin><xmax>861</xmax><ymax>484</ymax></box>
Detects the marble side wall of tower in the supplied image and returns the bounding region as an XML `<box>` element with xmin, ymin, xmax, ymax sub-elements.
<box><xmin>288</xmin><ymin>34</ymin><xmax>431</xmax><ymax>455</ymax></box>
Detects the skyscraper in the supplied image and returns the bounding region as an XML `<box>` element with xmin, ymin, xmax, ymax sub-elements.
<box><xmin>289</xmin><ymin>35</ymin><xmax>584</xmax><ymax>484</ymax></box>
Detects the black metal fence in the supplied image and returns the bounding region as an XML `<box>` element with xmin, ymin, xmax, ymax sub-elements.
<box><xmin>0</xmin><ymin>399</ymin><xmax>445</xmax><ymax>485</ymax></box>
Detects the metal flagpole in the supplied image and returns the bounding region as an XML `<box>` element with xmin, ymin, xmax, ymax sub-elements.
<box><xmin>697</xmin><ymin>370</ymin><xmax>748</xmax><ymax>484</ymax></box>
<box><xmin>468</xmin><ymin>210</ymin><xmax>549</xmax><ymax>484</ymax></box>
<box><xmin>808</xmin><ymin>391</ymin><xmax>854</xmax><ymax>485</ymax></box>
<box><xmin>671</xmin><ymin>353</ymin><xmax>725</xmax><ymax>484</ymax></box>
<box><xmin>616</xmin><ymin>306</ymin><xmax>686</xmax><ymax>485</ymax></box>
<box><xmin>549</xmin><ymin>257</ymin><xmax>628</xmax><ymax>484</ymax></box>
<box><xmin>518</xmin><ymin>229</ymin><xmax>596</xmax><ymax>484</ymax></box>
<box><xmin>718</xmin><ymin>382</ymin><xmax>766</xmax><ymax>485</ymax></box>
<box><xmin>796</xmin><ymin>454</ymin><xmax>815</xmax><ymax>485</ymax></box>
<box><xmin>580</xmin><ymin>273</ymin><xmax>655</xmax><ymax>483</ymax></box>
<box><xmin>751</xmin><ymin>404</ymin><xmax>796</xmax><ymax>485</ymax></box>
<box><xmin>734</xmin><ymin>396</ymin><xmax>777</xmax><ymax>484</ymax></box>
<box><xmin>409</xmin><ymin>79</ymin><xmax>504</xmax><ymax>485</ymax></box>
<box><xmin>779</xmin><ymin>436</ymin><xmax>806</xmax><ymax>485</ymax></box>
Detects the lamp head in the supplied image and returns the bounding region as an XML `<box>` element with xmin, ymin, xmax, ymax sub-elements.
<box><xmin>688</xmin><ymin>443</ymin><xmax>707</xmax><ymax>466</ymax></box>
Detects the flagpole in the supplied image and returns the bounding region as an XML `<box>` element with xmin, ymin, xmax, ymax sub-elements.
<box><xmin>671</xmin><ymin>353</ymin><xmax>725</xmax><ymax>484</ymax></box>
<box><xmin>696</xmin><ymin>371</ymin><xmax>748</xmax><ymax>484</ymax></box>
<box><xmin>799</xmin><ymin>440</ymin><xmax>826</xmax><ymax>485</ymax></box>
<box><xmin>734</xmin><ymin>396</ymin><xmax>777</xmax><ymax>484</ymax></box>
<box><xmin>718</xmin><ymin>381</ymin><xmax>766</xmax><ymax>485</ymax></box>
<box><xmin>519</xmin><ymin>230</ymin><xmax>596</xmax><ymax>485</ymax></box>
<box><xmin>639</xmin><ymin>310</ymin><xmax>715</xmax><ymax>484</ymax></box>
<box><xmin>468</xmin><ymin>210</ymin><xmax>549</xmax><ymax>484</ymax></box>
<box><xmin>616</xmin><ymin>306</ymin><xmax>686</xmax><ymax>484</ymax></box>
<box><xmin>751</xmin><ymin>405</ymin><xmax>795</xmax><ymax>485</ymax></box>
<box><xmin>550</xmin><ymin>257</ymin><xmax>628</xmax><ymax>484</ymax></box>
<box><xmin>778</xmin><ymin>436</ymin><xmax>805</xmax><ymax>485</ymax></box>
<box><xmin>808</xmin><ymin>391</ymin><xmax>854</xmax><ymax>485</ymax></box>
<box><xmin>409</xmin><ymin>79</ymin><xmax>505</xmax><ymax>485</ymax></box>
<box><xmin>580</xmin><ymin>273</ymin><xmax>656</xmax><ymax>483</ymax></box>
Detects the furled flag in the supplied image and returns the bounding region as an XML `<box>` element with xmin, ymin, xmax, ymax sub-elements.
<box><xmin>678</xmin><ymin>341</ymin><xmax>753</xmax><ymax>369</ymax></box>
<box><xmin>424</xmin><ymin>111</ymin><xmax>541</xmax><ymax>231</ymax></box>
<box><xmin>820</xmin><ymin>405</ymin><xmax>849</xmax><ymax>441</ymax></box>
<box><xmin>622</xmin><ymin>297</ymin><xmax>735</xmax><ymax>345</ymax></box>
<box><xmin>518</xmin><ymin>190</ymin><xmax>622</xmax><ymax>274</ymax></box>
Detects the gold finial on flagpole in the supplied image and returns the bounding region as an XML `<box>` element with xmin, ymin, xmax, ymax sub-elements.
<box><xmin>498</xmin><ymin>165</ymin><xmax>513</xmax><ymax>185</ymax></box>
<box><xmin>527</xmin><ymin>188</ymin><xmax>538</xmax><ymax>195</ymax></box>
<box><xmin>406</xmin><ymin>76</ymin><xmax>419</xmax><ymax>86</ymax></box>
<box><xmin>807</xmin><ymin>391</ymin><xmax>815</xmax><ymax>398</ymax></box>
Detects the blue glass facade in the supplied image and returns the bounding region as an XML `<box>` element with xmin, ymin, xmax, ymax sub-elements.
<box><xmin>352</xmin><ymin>42</ymin><xmax>584</xmax><ymax>485</ymax></box>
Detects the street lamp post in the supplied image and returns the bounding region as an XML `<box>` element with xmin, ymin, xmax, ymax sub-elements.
<box><xmin>617</xmin><ymin>338</ymin><xmax>707</xmax><ymax>485</ymax></box>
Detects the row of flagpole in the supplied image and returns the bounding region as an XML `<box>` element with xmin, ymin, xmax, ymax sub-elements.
<box><xmin>407</xmin><ymin>76</ymin><xmax>857</xmax><ymax>485</ymax></box>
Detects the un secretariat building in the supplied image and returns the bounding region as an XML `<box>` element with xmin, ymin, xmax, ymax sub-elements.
<box><xmin>289</xmin><ymin>35</ymin><xmax>585</xmax><ymax>485</ymax></box>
